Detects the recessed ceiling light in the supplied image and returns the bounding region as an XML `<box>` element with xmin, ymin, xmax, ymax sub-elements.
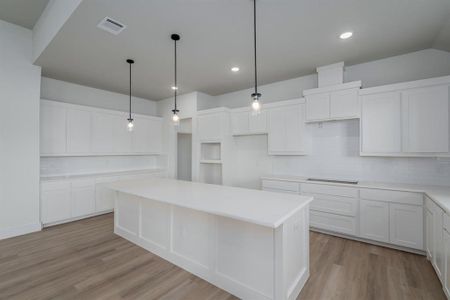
<box><xmin>340</xmin><ymin>31</ymin><xmax>353</xmax><ymax>39</ymax></box>
<box><xmin>231</xmin><ymin>67</ymin><xmax>240</xmax><ymax>72</ymax></box>
<box><xmin>171</xmin><ymin>86</ymin><xmax>178</xmax><ymax>90</ymax></box>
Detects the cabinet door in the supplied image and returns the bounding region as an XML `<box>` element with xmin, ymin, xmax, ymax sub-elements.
<box><xmin>434</xmin><ymin>206</ymin><xmax>445</xmax><ymax>281</ymax></box>
<box><xmin>330</xmin><ymin>88</ymin><xmax>359</xmax><ymax>119</ymax></box>
<box><xmin>268</xmin><ymin>107</ymin><xmax>286</xmax><ymax>153</ymax></box>
<box><xmin>231</xmin><ymin>111</ymin><xmax>249</xmax><ymax>135</ymax></box>
<box><xmin>249</xmin><ymin>110</ymin><xmax>267</xmax><ymax>133</ymax></box>
<box><xmin>403</xmin><ymin>85</ymin><xmax>449</xmax><ymax>153</ymax></box>
<box><xmin>71</xmin><ymin>179</ymin><xmax>95</xmax><ymax>218</ymax></box>
<box><xmin>360</xmin><ymin>199</ymin><xmax>389</xmax><ymax>243</ymax></box>
<box><xmin>67</xmin><ymin>109</ymin><xmax>91</xmax><ymax>153</ymax></box>
<box><xmin>95</xmin><ymin>177</ymin><xmax>118</xmax><ymax>212</ymax></box>
<box><xmin>444</xmin><ymin>230</ymin><xmax>450</xmax><ymax>296</ymax></box>
<box><xmin>40</xmin><ymin>104</ymin><xmax>66</xmax><ymax>154</ymax></box>
<box><xmin>41</xmin><ymin>182</ymin><xmax>71</xmax><ymax>224</ymax></box>
<box><xmin>198</xmin><ymin>113</ymin><xmax>222</xmax><ymax>141</ymax></box>
<box><xmin>426</xmin><ymin>207</ymin><xmax>435</xmax><ymax>260</ymax></box>
<box><xmin>361</xmin><ymin>92</ymin><xmax>402</xmax><ymax>153</ymax></box>
<box><xmin>112</xmin><ymin>115</ymin><xmax>132</xmax><ymax>153</ymax></box>
<box><xmin>389</xmin><ymin>203</ymin><xmax>423</xmax><ymax>250</ymax></box>
<box><xmin>285</xmin><ymin>104</ymin><xmax>305</xmax><ymax>152</ymax></box>
<box><xmin>91</xmin><ymin>112</ymin><xmax>114</xmax><ymax>153</ymax></box>
<box><xmin>306</xmin><ymin>93</ymin><xmax>330</xmax><ymax>121</ymax></box>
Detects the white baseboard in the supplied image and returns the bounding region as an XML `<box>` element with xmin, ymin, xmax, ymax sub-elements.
<box><xmin>0</xmin><ymin>222</ymin><xmax>42</xmax><ymax>240</ymax></box>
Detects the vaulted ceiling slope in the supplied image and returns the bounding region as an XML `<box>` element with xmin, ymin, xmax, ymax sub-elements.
<box><xmin>29</xmin><ymin>0</ymin><xmax>450</xmax><ymax>99</ymax></box>
<box><xmin>0</xmin><ymin>0</ymin><xmax>49</xmax><ymax>29</ymax></box>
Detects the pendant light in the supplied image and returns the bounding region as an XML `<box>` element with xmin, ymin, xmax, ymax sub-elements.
<box><xmin>171</xmin><ymin>33</ymin><xmax>181</xmax><ymax>126</ymax></box>
<box><xmin>126</xmin><ymin>59</ymin><xmax>135</xmax><ymax>131</ymax></box>
<box><xmin>251</xmin><ymin>0</ymin><xmax>261</xmax><ymax>114</ymax></box>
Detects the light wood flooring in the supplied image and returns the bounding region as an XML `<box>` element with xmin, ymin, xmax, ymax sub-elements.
<box><xmin>0</xmin><ymin>213</ymin><xmax>445</xmax><ymax>300</ymax></box>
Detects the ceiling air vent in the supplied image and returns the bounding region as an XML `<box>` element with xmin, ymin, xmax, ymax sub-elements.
<box><xmin>97</xmin><ymin>17</ymin><xmax>126</xmax><ymax>35</ymax></box>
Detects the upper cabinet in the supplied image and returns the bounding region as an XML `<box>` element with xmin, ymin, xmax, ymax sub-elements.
<box><xmin>231</xmin><ymin>108</ymin><xmax>267</xmax><ymax>136</ymax></box>
<box><xmin>267</xmin><ymin>99</ymin><xmax>307</xmax><ymax>155</ymax></box>
<box><xmin>197</xmin><ymin>108</ymin><xmax>230</xmax><ymax>141</ymax></box>
<box><xmin>40</xmin><ymin>100</ymin><xmax>163</xmax><ymax>156</ymax></box>
<box><xmin>304</xmin><ymin>81</ymin><xmax>361</xmax><ymax>122</ymax></box>
<box><xmin>360</xmin><ymin>76</ymin><xmax>450</xmax><ymax>157</ymax></box>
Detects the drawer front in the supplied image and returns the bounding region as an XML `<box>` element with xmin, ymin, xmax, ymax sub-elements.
<box><xmin>71</xmin><ymin>178</ymin><xmax>95</xmax><ymax>188</ymax></box>
<box><xmin>41</xmin><ymin>181</ymin><xmax>71</xmax><ymax>191</ymax></box>
<box><xmin>360</xmin><ymin>189</ymin><xmax>423</xmax><ymax>206</ymax></box>
<box><xmin>305</xmin><ymin>193</ymin><xmax>358</xmax><ymax>216</ymax></box>
<box><xmin>262</xmin><ymin>180</ymin><xmax>300</xmax><ymax>193</ymax></box>
<box><xmin>301</xmin><ymin>183</ymin><xmax>358</xmax><ymax>198</ymax></box>
<box><xmin>263</xmin><ymin>187</ymin><xmax>299</xmax><ymax>195</ymax></box>
<box><xmin>310</xmin><ymin>211</ymin><xmax>357</xmax><ymax>236</ymax></box>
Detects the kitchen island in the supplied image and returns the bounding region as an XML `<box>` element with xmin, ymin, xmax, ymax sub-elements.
<box><xmin>106</xmin><ymin>178</ymin><xmax>312</xmax><ymax>300</ymax></box>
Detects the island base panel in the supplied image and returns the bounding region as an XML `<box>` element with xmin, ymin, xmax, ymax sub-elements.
<box><xmin>114</xmin><ymin>191</ymin><xmax>309</xmax><ymax>300</ymax></box>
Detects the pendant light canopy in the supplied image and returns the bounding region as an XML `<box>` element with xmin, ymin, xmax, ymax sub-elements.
<box><xmin>251</xmin><ymin>0</ymin><xmax>261</xmax><ymax>114</ymax></box>
<box><xmin>126</xmin><ymin>59</ymin><xmax>135</xmax><ymax>131</ymax></box>
<box><xmin>171</xmin><ymin>33</ymin><xmax>181</xmax><ymax>126</ymax></box>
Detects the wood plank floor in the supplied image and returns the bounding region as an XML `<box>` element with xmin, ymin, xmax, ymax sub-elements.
<box><xmin>0</xmin><ymin>213</ymin><xmax>445</xmax><ymax>300</ymax></box>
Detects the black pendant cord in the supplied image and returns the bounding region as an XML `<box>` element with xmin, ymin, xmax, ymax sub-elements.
<box><xmin>251</xmin><ymin>0</ymin><xmax>261</xmax><ymax>100</ymax></box>
<box><xmin>126</xmin><ymin>59</ymin><xmax>134</xmax><ymax>121</ymax></box>
<box><xmin>253</xmin><ymin>0</ymin><xmax>258</xmax><ymax>96</ymax></box>
<box><xmin>129</xmin><ymin>61</ymin><xmax>132</xmax><ymax>120</ymax></box>
<box><xmin>171</xmin><ymin>34</ymin><xmax>180</xmax><ymax>114</ymax></box>
<box><xmin>174</xmin><ymin>38</ymin><xmax>178</xmax><ymax>112</ymax></box>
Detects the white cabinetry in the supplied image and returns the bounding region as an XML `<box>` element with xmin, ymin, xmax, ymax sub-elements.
<box><xmin>231</xmin><ymin>108</ymin><xmax>267</xmax><ymax>136</ymax></box>
<box><xmin>40</xmin><ymin>104</ymin><xmax>67</xmax><ymax>155</ymax></box>
<box><xmin>197</xmin><ymin>108</ymin><xmax>229</xmax><ymax>141</ymax></box>
<box><xmin>361</xmin><ymin>92</ymin><xmax>402</xmax><ymax>153</ymax></box>
<box><xmin>360</xmin><ymin>76</ymin><xmax>450</xmax><ymax>157</ymax></box>
<box><xmin>402</xmin><ymin>85</ymin><xmax>449</xmax><ymax>153</ymax></box>
<box><xmin>267</xmin><ymin>99</ymin><xmax>306</xmax><ymax>155</ymax></box>
<box><xmin>67</xmin><ymin>108</ymin><xmax>91</xmax><ymax>154</ymax></box>
<box><xmin>41</xmin><ymin>181</ymin><xmax>71</xmax><ymax>224</ymax></box>
<box><xmin>444</xmin><ymin>214</ymin><xmax>450</xmax><ymax>296</ymax></box>
<box><xmin>71</xmin><ymin>179</ymin><xmax>95</xmax><ymax>218</ymax></box>
<box><xmin>40</xmin><ymin>100</ymin><xmax>163</xmax><ymax>156</ymax></box>
<box><xmin>95</xmin><ymin>176</ymin><xmax>119</xmax><ymax>212</ymax></box>
<box><xmin>389</xmin><ymin>203</ymin><xmax>423</xmax><ymax>249</ymax></box>
<box><xmin>359</xmin><ymin>199</ymin><xmax>389</xmax><ymax>243</ymax></box>
<box><xmin>426</xmin><ymin>202</ymin><xmax>435</xmax><ymax>260</ymax></box>
<box><xmin>426</xmin><ymin>197</ymin><xmax>445</xmax><ymax>282</ymax></box>
<box><xmin>304</xmin><ymin>81</ymin><xmax>361</xmax><ymax>122</ymax></box>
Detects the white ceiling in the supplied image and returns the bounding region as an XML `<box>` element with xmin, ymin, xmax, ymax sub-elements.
<box><xmin>0</xmin><ymin>0</ymin><xmax>49</xmax><ymax>29</ymax></box>
<box><xmin>33</xmin><ymin>0</ymin><xmax>450</xmax><ymax>100</ymax></box>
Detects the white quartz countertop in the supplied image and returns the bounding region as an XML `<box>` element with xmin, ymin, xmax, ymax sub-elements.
<box><xmin>40</xmin><ymin>168</ymin><xmax>165</xmax><ymax>181</ymax></box>
<box><xmin>105</xmin><ymin>178</ymin><xmax>312</xmax><ymax>228</ymax></box>
<box><xmin>262</xmin><ymin>175</ymin><xmax>450</xmax><ymax>214</ymax></box>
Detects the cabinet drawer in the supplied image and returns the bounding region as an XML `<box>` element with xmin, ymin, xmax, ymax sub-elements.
<box><xmin>301</xmin><ymin>183</ymin><xmax>358</xmax><ymax>198</ymax></box>
<box><xmin>360</xmin><ymin>189</ymin><xmax>423</xmax><ymax>206</ymax></box>
<box><xmin>71</xmin><ymin>178</ymin><xmax>95</xmax><ymax>188</ymax></box>
<box><xmin>41</xmin><ymin>181</ymin><xmax>71</xmax><ymax>191</ymax></box>
<box><xmin>310</xmin><ymin>211</ymin><xmax>357</xmax><ymax>236</ymax></box>
<box><xmin>305</xmin><ymin>193</ymin><xmax>358</xmax><ymax>216</ymax></box>
<box><xmin>262</xmin><ymin>187</ymin><xmax>299</xmax><ymax>195</ymax></box>
<box><xmin>262</xmin><ymin>180</ymin><xmax>299</xmax><ymax>193</ymax></box>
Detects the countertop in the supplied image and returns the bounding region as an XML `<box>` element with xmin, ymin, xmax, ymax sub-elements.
<box><xmin>262</xmin><ymin>175</ymin><xmax>450</xmax><ymax>214</ymax></box>
<box><xmin>40</xmin><ymin>168</ymin><xmax>166</xmax><ymax>181</ymax></box>
<box><xmin>105</xmin><ymin>177</ymin><xmax>313</xmax><ymax>229</ymax></box>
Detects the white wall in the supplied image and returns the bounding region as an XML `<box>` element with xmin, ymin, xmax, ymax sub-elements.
<box><xmin>214</xmin><ymin>49</ymin><xmax>450</xmax><ymax>109</ymax></box>
<box><xmin>0</xmin><ymin>20</ymin><xmax>42</xmax><ymax>239</ymax></box>
<box><xmin>41</xmin><ymin>77</ymin><xmax>158</xmax><ymax>116</ymax></box>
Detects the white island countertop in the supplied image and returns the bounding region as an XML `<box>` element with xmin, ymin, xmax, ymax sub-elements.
<box><xmin>106</xmin><ymin>177</ymin><xmax>312</xmax><ymax>228</ymax></box>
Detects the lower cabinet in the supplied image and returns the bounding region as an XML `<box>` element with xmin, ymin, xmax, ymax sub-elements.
<box><xmin>71</xmin><ymin>179</ymin><xmax>96</xmax><ymax>218</ymax></box>
<box><xmin>41</xmin><ymin>181</ymin><xmax>71</xmax><ymax>224</ymax></box>
<box><xmin>389</xmin><ymin>203</ymin><xmax>423</xmax><ymax>250</ymax></box>
<box><xmin>444</xmin><ymin>223</ymin><xmax>450</xmax><ymax>296</ymax></box>
<box><xmin>310</xmin><ymin>211</ymin><xmax>357</xmax><ymax>236</ymax></box>
<box><xmin>41</xmin><ymin>172</ymin><xmax>165</xmax><ymax>226</ymax></box>
<box><xmin>359</xmin><ymin>199</ymin><xmax>390</xmax><ymax>243</ymax></box>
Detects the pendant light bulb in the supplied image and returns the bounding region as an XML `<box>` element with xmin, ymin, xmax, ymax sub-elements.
<box><xmin>172</xmin><ymin>110</ymin><xmax>180</xmax><ymax>126</ymax></box>
<box><xmin>127</xmin><ymin>119</ymin><xmax>134</xmax><ymax>131</ymax></box>
<box><xmin>252</xmin><ymin>99</ymin><xmax>261</xmax><ymax>114</ymax></box>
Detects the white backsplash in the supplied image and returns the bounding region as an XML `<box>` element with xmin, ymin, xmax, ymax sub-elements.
<box><xmin>40</xmin><ymin>155</ymin><xmax>163</xmax><ymax>176</ymax></box>
<box><xmin>232</xmin><ymin>119</ymin><xmax>450</xmax><ymax>189</ymax></box>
